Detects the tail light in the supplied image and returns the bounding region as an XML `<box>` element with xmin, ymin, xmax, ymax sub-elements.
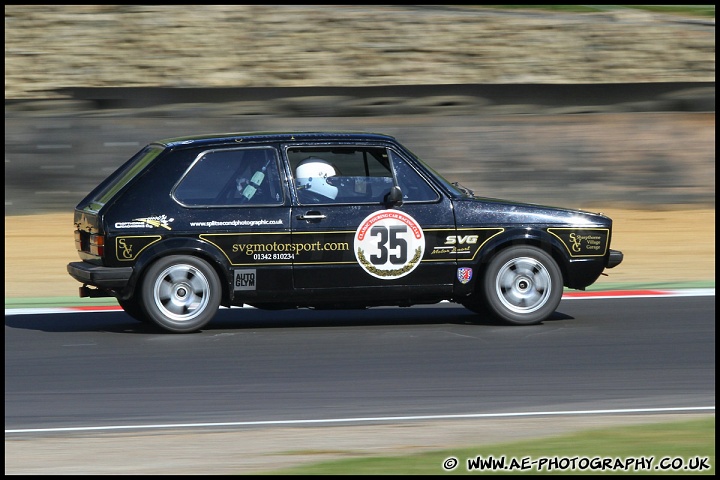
<box><xmin>89</xmin><ymin>234</ymin><xmax>105</xmax><ymax>256</ymax></box>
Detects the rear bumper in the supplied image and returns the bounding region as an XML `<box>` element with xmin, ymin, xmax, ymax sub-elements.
<box><xmin>607</xmin><ymin>249</ymin><xmax>624</xmax><ymax>269</ymax></box>
<box><xmin>67</xmin><ymin>261</ymin><xmax>133</xmax><ymax>289</ymax></box>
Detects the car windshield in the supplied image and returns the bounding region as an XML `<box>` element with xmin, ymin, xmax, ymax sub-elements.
<box><xmin>401</xmin><ymin>148</ymin><xmax>471</xmax><ymax>197</ymax></box>
<box><xmin>81</xmin><ymin>145</ymin><xmax>164</xmax><ymax>213</ymax></box>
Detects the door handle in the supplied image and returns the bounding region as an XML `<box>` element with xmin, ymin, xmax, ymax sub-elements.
<box><xmin>297</xmin><ymin>212</ymin><xmax>326</xmax><ymax>221</ymax></box>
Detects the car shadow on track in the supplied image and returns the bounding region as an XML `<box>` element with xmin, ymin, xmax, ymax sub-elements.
<box><xmin>4</xmin><ymin>306</ymin><xmax>575</xmax><ymax>334</ymax></box>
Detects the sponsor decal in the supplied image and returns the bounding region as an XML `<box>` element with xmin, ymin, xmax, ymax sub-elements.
<box><xmin>115</xmin><ymin>214</ymin><xmax>174</xmax><ymax>230</ymax></box>
<box><xmin>547</xmin><ymin>228</ymin><xmax>609</xmax><ymax>257</ymax></box>
<box><xmin>189</xmin><ymin>218</ymin><xmax>283</xmax><ymax>227</ymax></box>
<box><xmin>457</xmin><ymin>267</ymin><xmax>473</xmax><ymax>284</ymax></box>
<box><xmin>233</xmin><ymin>269</ymin><xmax>257</xmax><ymax>290</ymax></box>
<box><xmin>134</xmin><ymin>215</ymin><xmax>174</xmax><ymax>230</ymax></box>
<box><xmin>201</xmin><ymin>232</ymin><xmax>353</xmax><ymax>266</ymax></box>
<box><xmin>445</xmin><ymin>234</ymin><xmax>479</xmax><ymax>246</ymax></box>
<box><xmin>115</xmin><ymin>221</ymin><xmax>151</xmax><ymax>229</ymax></box>
<box><xmin>354</xmin><ymin>209</ymin><xmax>425</xmax><ymax>279</ymax></box>
<box><xmin>115</xmin><ymin>235</ymin><xmax>162</xmax><ymax>261</ymax></box>
<box><xmin>429</xmin><ymin>228</ymin><xmax>504</xmax><ymax>260</ymax></box>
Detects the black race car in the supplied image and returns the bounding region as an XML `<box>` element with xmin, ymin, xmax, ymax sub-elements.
<box><xmin>68</xmin><ymin>132</ymin><xmax>623</xmax><ymax>333</ymax></box>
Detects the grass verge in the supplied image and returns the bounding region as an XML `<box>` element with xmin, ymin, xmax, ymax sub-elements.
<box><xmin>258</xmin><ymin>416</ymin><xmax>715</xmax><ymax>475</ymax></box>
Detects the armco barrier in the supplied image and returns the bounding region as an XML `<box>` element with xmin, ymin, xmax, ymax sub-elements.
<box><xmin>4</xmin><ymin>83</ymin><xmax>715</xmax><ymax>216</ymax></box>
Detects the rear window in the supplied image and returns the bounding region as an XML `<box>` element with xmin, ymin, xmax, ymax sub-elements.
<box><xmin>81</xmin><ymin>145</ymin><xmax>164</xmax><ymax>213</ymax></box>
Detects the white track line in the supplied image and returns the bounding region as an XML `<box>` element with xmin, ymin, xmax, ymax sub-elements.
<box><xmin>5</xmin><ymin>406</ymin><xmax>715</xmax><ymax>434</ymax></box>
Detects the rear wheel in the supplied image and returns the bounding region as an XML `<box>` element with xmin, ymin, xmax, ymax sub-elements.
<box><xmin>117</xmin><ymin>296</ymin><xmax>149</xmax><ymax>322</ymax></box>
<box><xmin>480</xmin><ymin>245</ymin><xmax>563</xmax><ymax>325</ymax></box>
<box><xmin>141</xmin><ymin>255</ymin><xmax>221</xmax><ymax>333</ymax></box>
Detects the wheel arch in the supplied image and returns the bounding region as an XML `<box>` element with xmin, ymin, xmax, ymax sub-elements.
<box><xmin>473</xmin><ymin>227</ymin><xmax>570</xmax><ymax>287</ymax></box>
<box><xmin>122</xmin><ymin>237</ymin><xmax>233</xmax><ymax>305</ymax></box>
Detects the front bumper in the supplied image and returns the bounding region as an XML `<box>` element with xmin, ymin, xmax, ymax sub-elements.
<box><xmin>607</xmin><ymin>249</ymin><xmax>623</xmax><ymax>269</ymax></box>
<box><xmin>67</xmin><ymin>261</ymin><xmax>133</xmax><ymax>289</ymax></box>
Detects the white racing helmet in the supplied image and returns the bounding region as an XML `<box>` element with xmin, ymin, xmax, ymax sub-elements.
<box><xmin>295</xmin><ymin>157</ymin><xmax>338</xmax><ymax>200</ymax></box>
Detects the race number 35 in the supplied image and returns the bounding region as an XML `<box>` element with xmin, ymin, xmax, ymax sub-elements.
<box><xmin>354</xmin><ymin>210</ymin><xmax>425</xmax><ymax>279</ymax></box>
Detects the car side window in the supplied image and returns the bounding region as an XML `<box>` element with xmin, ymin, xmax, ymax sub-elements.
<box><xmin>388</xmin><ymin>150</ymin><xmax>439</xmax><ymax>202</ymax></box>
<box><xmin>174</xmin><ymin>147</ymin><xmax>284</xmax><ymax>206</ymax></box>
<box><xmin>287</xmin><ymin>146</ymin><xmax>394</xmax><ymax>204</ymax></box>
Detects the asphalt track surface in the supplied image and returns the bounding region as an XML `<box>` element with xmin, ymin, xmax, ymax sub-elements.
<box><xmin>5</xmin><ymin>294</ymin><xmax>715</xmax><ymax>433</ymax></box>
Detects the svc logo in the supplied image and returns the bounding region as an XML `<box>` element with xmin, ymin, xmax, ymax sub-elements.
<box><xmin>445</xmin><ymin>235</ymin><xmax>479</xmax><ymax>245</ymax></box>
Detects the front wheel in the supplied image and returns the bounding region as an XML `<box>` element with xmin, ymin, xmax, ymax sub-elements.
<box><xmin>481</xmin><ymin>245</ymin><xmax>563</xmax><ymax>325</ymax></box>
<box><xmin>140</xmin><ymin>255</ymin><xmax>221</xmax><ymax>333</ymax></box>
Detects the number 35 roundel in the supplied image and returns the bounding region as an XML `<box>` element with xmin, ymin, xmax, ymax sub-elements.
<box><xmin>354</xmin><ymin>209</ymin><xmax>425</xmax><ymax>280</ymax></box>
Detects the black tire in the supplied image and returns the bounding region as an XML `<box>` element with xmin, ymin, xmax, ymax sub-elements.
<box><xmin>140</xmin><ymin>255</ymin><xmax>221</xmax><ymax>333</ymax></box>
<box><xmin>117</xmin><ymin>296</ymin><xmax>149</xmax><ymax>322</ymax></box>
<box><xmin>480</xmin><ymin>245</ymin><xmax>563</xmax><ymax>325</ymax></box>
<box><xmin>459</xmin><ymin>294</ymin><xmax>489</xmax><ymax>316</ymax></box>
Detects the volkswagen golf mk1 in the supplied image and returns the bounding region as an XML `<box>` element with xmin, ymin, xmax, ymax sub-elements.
<box><xmin>67</xmin><ymin>132</ymin><xmax>623</xmax><ymax>333</ymax></box>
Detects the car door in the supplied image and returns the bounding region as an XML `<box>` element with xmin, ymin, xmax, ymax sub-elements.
<box><xmin>286</xmin><ymin>143</ymin><xmax>456</xmax><ymax>303</ymax></box>
<box><xmin>172</xmin><ymin>145</ymin><xmax>294</xmax><ymax>299</ymax></box>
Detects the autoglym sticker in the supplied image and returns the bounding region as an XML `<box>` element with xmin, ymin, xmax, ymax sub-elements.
<box><xmin>233</xmin><ymin>269</ymin><xmax>257</xmax><ymax>290</ymax></box>
<box><xmin>354</xmin><ymin>209</ymin><xmax>425</xmax><ymax>279</ymax></box>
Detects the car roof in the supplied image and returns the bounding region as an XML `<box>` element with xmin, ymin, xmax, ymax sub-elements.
<box><xmin>155</xmin><ymin>131</ymin><xmax>398</xmax><ymax>149</ymax></box>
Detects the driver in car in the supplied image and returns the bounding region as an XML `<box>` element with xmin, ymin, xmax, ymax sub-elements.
<box><xmin>295</xmin><ymin>157</ymin><xmax>339</xmax><ymax>203</ymax></box>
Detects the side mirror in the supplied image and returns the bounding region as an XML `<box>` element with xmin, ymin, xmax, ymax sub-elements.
<box><xmin>384</xmin><ymin>185</ymin><xmax>403</xmax><ymax>207</ymax></box>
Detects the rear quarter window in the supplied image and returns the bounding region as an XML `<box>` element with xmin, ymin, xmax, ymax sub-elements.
<box><xmin>173</xmin><ymin>147</ymin><xmax>284</xmax><ymax>206</ymax></box>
